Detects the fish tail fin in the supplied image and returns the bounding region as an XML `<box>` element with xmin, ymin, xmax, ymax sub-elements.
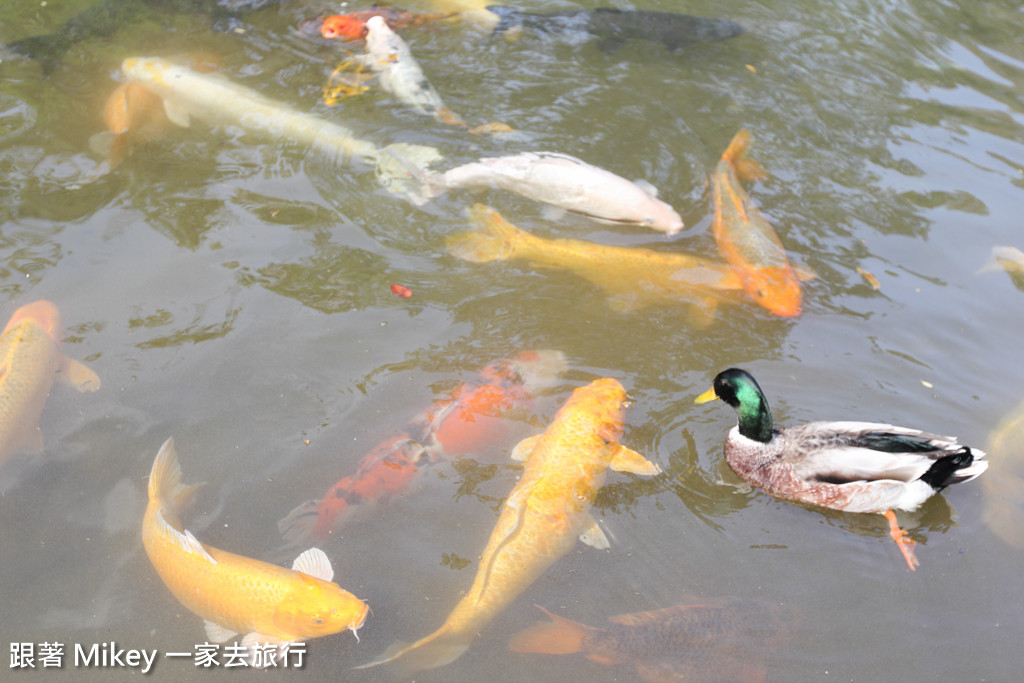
<box><xmin>376</xmin><ymin>143</ymin><xmax>444</xmax><ymax>205</ymax></box>
<box><xmin>354</xmin><ymin>626</ymin><xmax>471</xmax><ymax>674</ymax></box>
<box><xmin>485</xmin><ymin>6</ymin><xmax>523</xmax><ymax>33</ymax></box>
<box><xmin>276</xmin><ymin>498</ymin><xmax>329</xmax><ymax>550</ymax></box>
<box><xmin>147</xmin><ymin>438</ymin><xmax>204</xmax><ymax>514</ymax></box>
<box><xmin>446</xmin><ymin>204</ymin><xmax>523</xmax><ymax>263</ymax></box>
<box><xmin>508</xmin><ymin>605</ymin><xmax>591</xmax><ymax>655</ymax></box>
<box><xmin>721</xmin><ymin>129</ymin><xmax>766</xmax><ymax>181</ymax></box>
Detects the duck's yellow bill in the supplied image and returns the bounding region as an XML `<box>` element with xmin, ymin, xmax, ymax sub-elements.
<box><xmin>694</xmin><ymin>387</ymin><xmax>719</xmax><ymax>404</ymax></box>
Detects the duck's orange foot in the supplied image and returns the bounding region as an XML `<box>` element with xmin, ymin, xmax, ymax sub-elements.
<box><xmin>884</xmin><ymin>509</ymin><xmax>919</xmax><ymax>571</ymax></box>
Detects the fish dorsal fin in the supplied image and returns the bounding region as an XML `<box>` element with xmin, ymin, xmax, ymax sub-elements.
<box><xmin>511</xmin><ymin>434</ymin><xmax>542</xmax><ymax>462</ymax></box>
<box><xmin>175</xmin><ymin>525</ymin><xmax>216</xmax><ymax>564</ymax></box>
<box><xmin>162</xmin><ymin>99</ymin><xmax>191</xmax><ymax>128</ymax></box>
<box><xmin>609</xmin><ymin>445</ymin><xmax>661</xmax><ymax>476</ymax></box>
<box><xmin>292</xmin><ymin>547</ymin><xmax>333</xmax><ymax>582</ymax></box>
<box><xmin>57</xmin><ymin>357</ymin><xmax>101</xmax><ymax>392</ymax></box>
<box><xmin>204</xmin><ymin>620</ymin><xmax>238</xmax><ymax>643</ymax></box>
<box><xmin>579</xmin><ymin>514</ymin><xmax>610</xmax><ymax>549</ymax></box>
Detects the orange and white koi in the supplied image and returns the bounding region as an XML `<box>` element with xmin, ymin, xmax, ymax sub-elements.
<box><xmin>356</xmin><ymin>378</ymin><xmax>661</xmax><ymax>674</ymax></box>
<box><xmin>359</xmin><ymin>16</ymin><xmax>466</xmax><ymax>125</ymax></box>
<box><xmin>448</xmin><ymin>204</ymin><xmax>743</xmax><ymax>325</ymax></box>
<box><xmin>277</xmin><ymin>350</ymin><xmax>567</xmax><ymax>548</ymax></box>
<box><xmin>510</xmin><ymin>599</ymin><xmax>798</xmax><ymax>683</ymax></box>
<box><xmin>0</xmin><ymin>300</ymin><xmax>99</xmax><ymax>470</ymax></box>
<box><xmin>321</xmin><ymin>7</ymin><xmax>456</xmax><ymax>41</ymax></box>
<box><xmin>142</xmin><ymin>439</ymin><xmax>368</xmax><ymax>660</ymax></box>
<box><xmin>710</xmin><ymin>129</ymin><xmax>809</xmax><ymax>317</ymax></box>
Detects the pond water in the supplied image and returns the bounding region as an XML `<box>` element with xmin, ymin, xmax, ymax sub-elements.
<box><xmin>1</xmin><ymin>0</ymin><xmax>1022</xmax><ymax>680</ymax></box>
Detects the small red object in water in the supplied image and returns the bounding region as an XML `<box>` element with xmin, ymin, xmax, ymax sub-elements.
<box><xmin>391</xmin><ymin>284</ymin><xmax>413</xmax><ymax>298</ymax></box>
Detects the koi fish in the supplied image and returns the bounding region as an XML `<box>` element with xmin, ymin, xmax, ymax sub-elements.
<box><xmin>447</xmin><ymin>204</ymin><xmax>743</xmax><ymax>326</ymax></box>
<box><xmin>487</xmin><ymin>6</ymin><xmax>745</xmax><ymax>54</ymax></box>
<box><xmin>0</xmin><ymin>301</ymin><xmax>100</xmax><ymax>470</ymax></box>
<box><xmin>277</xmin><ymin>350</ymin><xmax>567</xmax><ymax>548</ymax></box>
<box><xmin>7</xmin><ymin>0</ymin><xmax>284</xmax><ymax>72</ymax></box>
<box><xmin>142</xmin><ymin>438</ymin><xmax>368</xmax><ymax>659</ymax></box>
<box><xmin>710</xmin><ymin>130</ymin><xmax>809</xmax><ymax>317</ymax></box>
<box><xmin>321</xmin><ymin>7</ymin><xmax>456</xmax><ymax>40</ymax></box>
<box><xmin>115</xmin><ymin>56</ymin><xmax>442</xmax><ymax>197</ymax></box>
<box><xmin>356</xmin><ymin>378</ymin><xmax>661</xmax><ymax>674</ymax></box>
<box><xmin>982</xmin><ymin>398</ymin><xmax>1024</xmax><ymax>549</ymax></box>
<box><xmin>409</xmin><ymin>152</ymin><xmax>684</xmax><ymax>234</ymax></box>
<box><xmin>357</xmin><ymin>16</ymin><xmax>466</xmax><ymax>125</ymax></box>
<box><xmin>510</xmin><ymin>599</ymin><xmax>798</xmax><ymax>683</ymax></box>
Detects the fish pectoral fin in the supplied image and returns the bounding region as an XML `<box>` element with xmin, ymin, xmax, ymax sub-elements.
<box><xmin>609</xmin><ymin>445</ymin><xmax>662</xmax><ymax>476</ymax></box>
<box><xmin>57</xmin><ymin>356</ymin><xmax>101</xmax><ymax>392</ymax></box>
<box><xmin>162</xmin><ymin>99</ymin><xmax>191</xmax><ymax>128</ymax></box>
<box><xmin>510</xmin><ymin>434</ymin><xmax>543</xmax><ymax>462</ymax></box>
<box><xmin>204</xmin><ymin>620</ymin><xmax>238</xmax><ymax>644</ymax></box>
<box><xmin>292</xmin><ymin>547</ymin><xmax>334</xmax><ymax>582</ymax></box>
<box><xmin>579</xmin><ymin>514</ymin><xmax>610</xmax><ymax>549</ymax></box>
<box><xmin>686</xmin><ymin>299</ymin><xmax>718</xmax><ymax>329</ymax></box>
<box><xmin>175</xmin><ymin>526</ymin><xmax>216</xmax><ymax>564</ymax></box>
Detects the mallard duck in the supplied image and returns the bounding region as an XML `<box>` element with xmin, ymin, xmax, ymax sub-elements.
<box><xmin>695</xmin><ymin>368</ymin><xmax>988</xmax><ymax>570</ymax></box>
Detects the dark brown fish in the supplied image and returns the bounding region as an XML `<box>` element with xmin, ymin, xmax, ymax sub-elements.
<box><xmin>510</xmin><ymin>598</ymin><xmax>798</xmax><ymax>683</ymax></box>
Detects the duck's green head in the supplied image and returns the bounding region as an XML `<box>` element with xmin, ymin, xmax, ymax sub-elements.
<box><xmin>695</xmin><ymin>368</ymin><xmax>774</xmax><ymax>443</ymax></box>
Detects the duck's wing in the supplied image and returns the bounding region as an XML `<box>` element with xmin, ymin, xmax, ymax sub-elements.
<box><xmin>784</xmin><ymin>421</ymin><xmax>982</xmax><ymax>484</ymax></box>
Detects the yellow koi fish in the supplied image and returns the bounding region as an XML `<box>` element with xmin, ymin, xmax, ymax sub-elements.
<box><xmin>447</xmin><ymin>204</ymin><xmax>744</xmax><ymax>326</ymax></box>
<box><xmin>142</xmin><ymin>439</ymin><xmax>368</xmax><ymax>658</ymax></box>
<box><xmin>711</xmin><ymin>129</ymin><xmax>809</xmax><ymax>317</ymax></box>
<box><xmin>982</xmin><ymin>398</ymin><xmax>1024</xmax><ymax>549</ymax></box>
<box><xmin>357</xmin><ymin>378</ymin><xmax>661</xmax><ymax>674</ymax></box>
<box><xmin>0</xmin><ymin>300</ymin><xmax>99</xmax><ymax>469</ymax></box>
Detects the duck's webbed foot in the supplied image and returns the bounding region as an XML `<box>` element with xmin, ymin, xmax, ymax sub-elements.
<box><xmin>884</xmin><ymin>509</ymin><xmax>919</xmax><ymax>571</ymax></box>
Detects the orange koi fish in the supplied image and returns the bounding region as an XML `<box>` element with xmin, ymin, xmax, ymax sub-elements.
<box><xmin>510</xmin><ymin>599</ymin><xmax>798</xmax><ymax>683</ymax></box>
<box><xmin>142</xmin><ymin>439</ymin><xmax>368</xmax><ymax>659</ymax></box>
<box><xmin>448</xmin><ymin>204</ymin><xmax>743</xmax><ymax>326</ymax></box>
<box><xmin>321</xmin><ymin>7</ymin><xmax>456</xmax><ymax>40</ymax></box>
<box><xmin>0</xmin><ymin>300</ymin><xmax>99</xmax><ymax>470</ymax></box>
<box><xmin>710</xmin><ymin>129</ymin><xmax>808</xmax><ymax>317</ymax></box>
<box><xmin>356</xmin><ymin>378</ymin><xmax>661</xmax><ymax>674</ymax></box>
<box><xmin>277</xmin><ymin>350</ymin><xmax>567</xmax><ymax>548</ymax></box>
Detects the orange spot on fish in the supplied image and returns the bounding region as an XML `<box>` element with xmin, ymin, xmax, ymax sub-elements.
<box><xmin>321</xmin><ymin>15</ymin><xmax>367</xmax><ymax>40</ymax></box>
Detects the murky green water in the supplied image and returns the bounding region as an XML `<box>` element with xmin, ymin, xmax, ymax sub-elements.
<box><xmin>1</xmin><ymin>0</ymin><xmax>1022</xmax><ymax>680</ymax></box>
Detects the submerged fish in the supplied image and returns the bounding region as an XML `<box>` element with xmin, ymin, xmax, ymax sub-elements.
<box><xmin>142</xmin><ymin>438</ymin><xmax>368</xmax><ymax>658</ymax></box>
<box><xmin>321</xmin><ymin>7</ymin><xmax>456</xmax><ymax>40</ymax></box>
<box><xmin>7</xmin><ymin>0</ymin><xmax>283</xmax><ymax>71</ymax></box>
<box><xmin>448</xmin><ymin>204</ymin><xmax>743</xmax><ymax>325</ymax></box>
<box><xmin>982</xmin><ymin>398</ymin><xmax>1024</xmax><ymax>549</ymax></box>
<box><xmin>510</xmin><ymin>599</ymin><xmax>798</xmax><ymax>683</ymax></box>
<box><xmin>115</xmin><ymin>56</ymin><xmax>441</xmax><ymax>196</ymax></box>
<box><xmin>710</xmin><ymin>129</ymin><xmax>807</xmax><ymax>317</ymax></box>
<box><xmin>0</xmin><ymin>300</ymin><xmax>100</xmax><ymax>470</ymax></box>
<box><xmin>487</xmin><ymin>6</ymin><xmax>744</xmax><ymax>53</ymax></box>
<box><xmin>278</xmin><ymin>350</ymin><xmax>567</xmax><ymax>548</ymax></box>
<box><xmin>356</xmin><ymin>378</ymin><xmax>661</xmax><ymax>674</ymax></box>
<box><xmin>358</xmin><ymin>16</ymin><xmax>466</xmax><ymax>125</ymax></box>
<box><xmin>413</xmin><ymin>151</ymin><xmax>683</xmax><ymax>234</ymax></box>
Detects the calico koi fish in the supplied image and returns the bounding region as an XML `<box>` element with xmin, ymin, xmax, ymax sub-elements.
<box><xmin>277</xmin><ymin>350</ymin><xmax>567</xmax><ymax>548</ymax></box>
<box><xmin>0</xmin><ymin>300</ymin><xmax>100</xmax><ymax>470</ymax></box>
<box><xmin>411</xmin><ymin>152</ymin><xmax>684</xmax><ymax>234</ymax></box>
<box><xmin>321</xmin><ymin>7</ymin><xmax>456</xmax><ymax>40</ymax></box>
<box><xmin>142</xmin><ymin>439</ymin><xmax>368</xmax><ymax>658</ymax></box>
<box><xmin>510</xmin><ymin>599</ymin><xmax>798</xmax><ymax>683</ymax></box>
<box><xmin>447</xmin><ymin>204</ymin><xmax>743</xmax><ymax>326</ymax></box>
<box><xmin>356</xmin><ymin>378</ymin><xmax>661</xmax><ymax>674</ymax></box>
<box><xmin>710</xmin><ymin>129</ymin><xmax>808</xmax><ymax>317</ymax></box>
<box><xmin>113</xmin><ymin>56</ymin><xmax>441</xmax><ymax>196</ymax></box>
<box><xmin>357</xmin><ymin>16</ymin><xmax>466</xmax><ymax>125</ymax></box>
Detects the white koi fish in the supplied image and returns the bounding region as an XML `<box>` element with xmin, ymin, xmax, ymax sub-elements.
<box><xmin>403</xmin><ymin>151</ymin><xmax>684</xmax><ymax>234</ymax></box>
<box><xmin>118</xmin><ymin>56</ymin><xmax>442</xmax><ymax>196</ymax></box>
<box><xmin>360</xmin><ymin>16</ymin><xmax>466</xmax><ymax>125</ymax></box>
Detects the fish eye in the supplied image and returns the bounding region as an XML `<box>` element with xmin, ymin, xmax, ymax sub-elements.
<box><xmin>313</xmin><ymin>618</ymin><xmax>324</xmax><ymax>624</ymax></box>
